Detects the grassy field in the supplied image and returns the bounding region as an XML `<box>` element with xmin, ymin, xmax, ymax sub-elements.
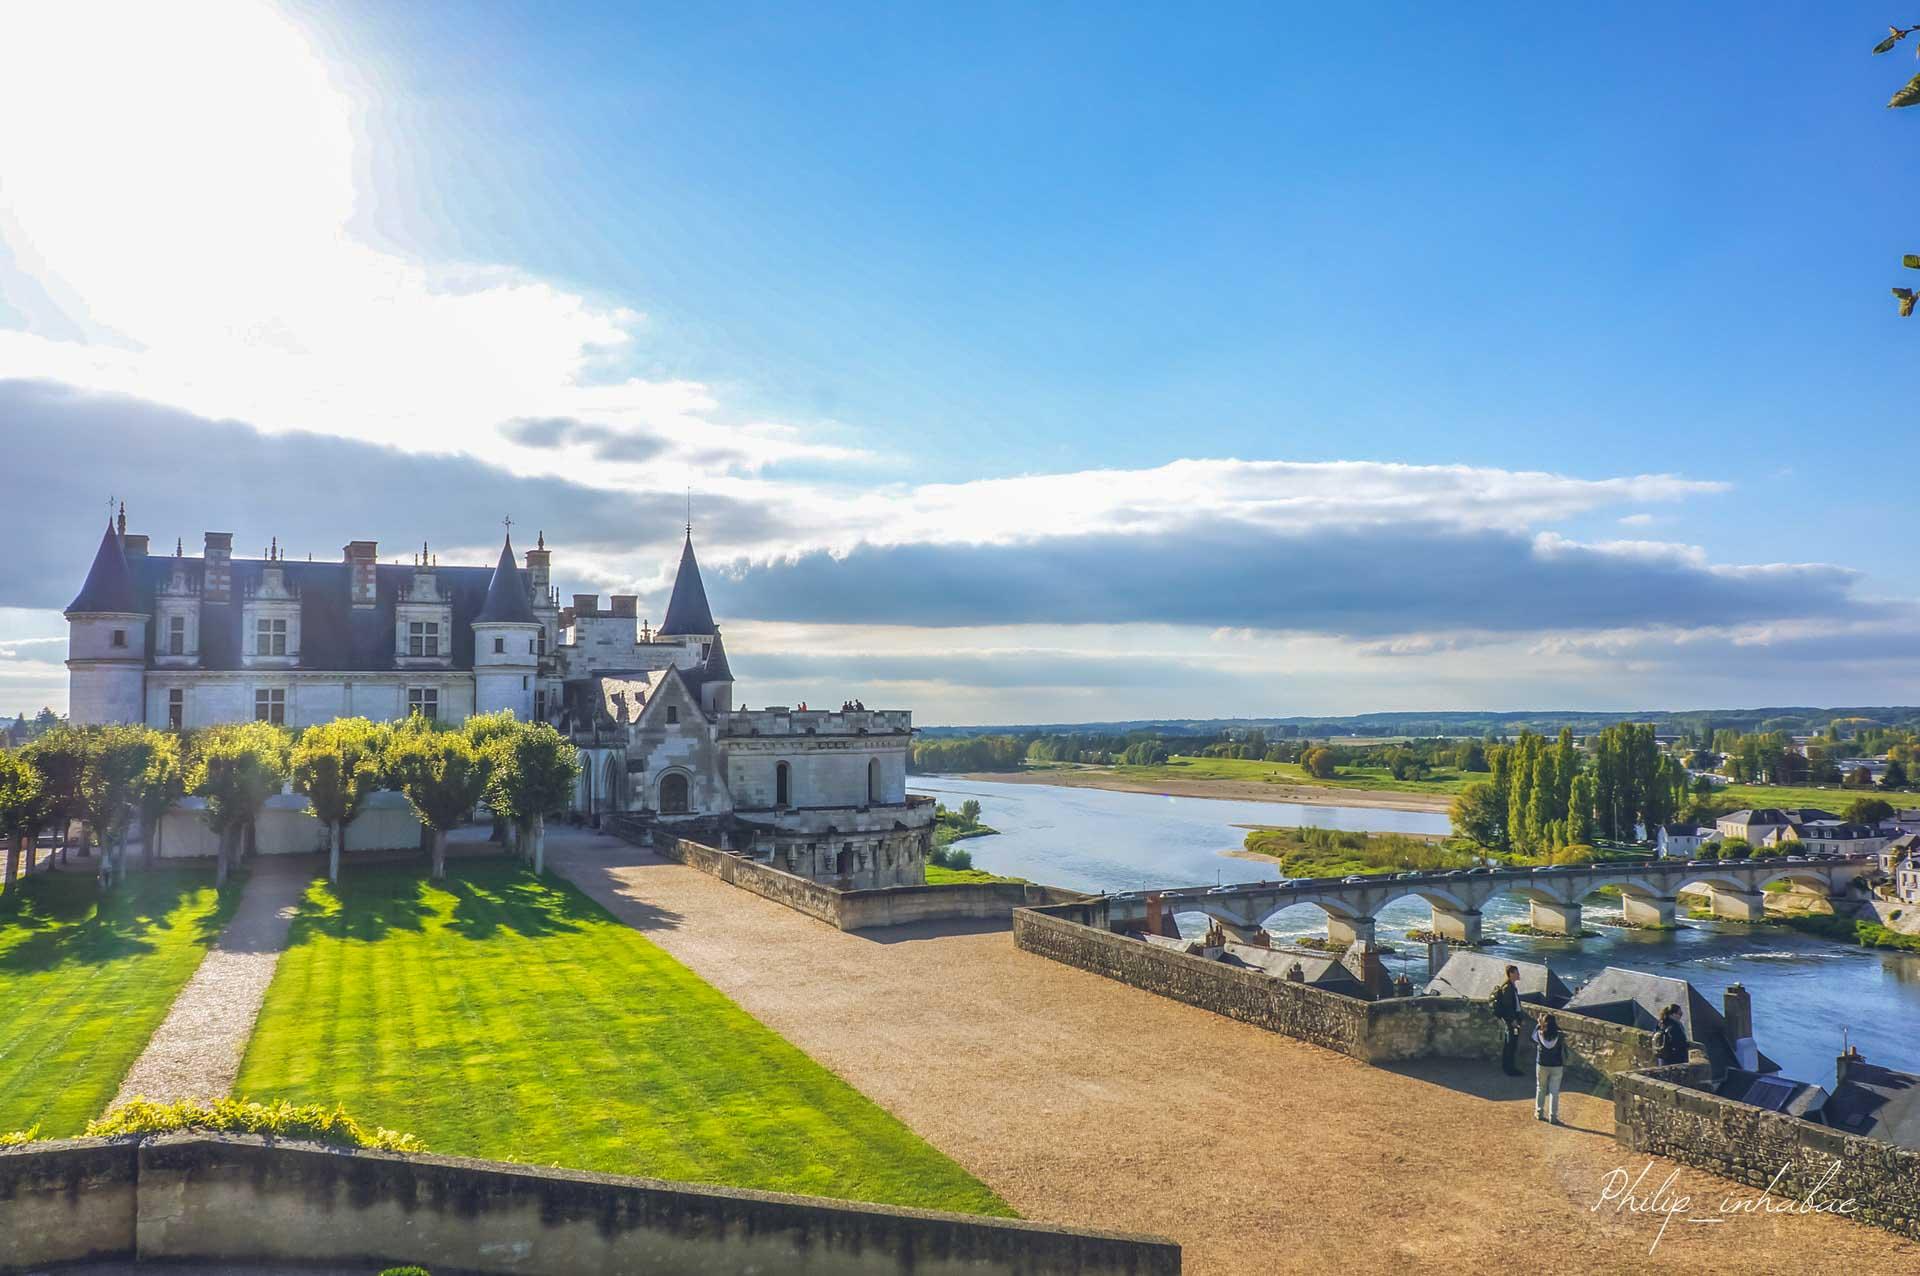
<box><xmin>1240</xmin><ymin>826</ymin><xmax>1475</xmax><ymax>878</ymax></box>
<box><xmin>236</xmin><ymin>862</ymin><xmax>1010</xmax><ymax>1215</ymax></box>
<box><xmin>1110</xmin><ymin>754</ymin><xmax>1475</xmax><ymax>797</ymax></box>
<box><xmin>1713</xmin><ymin>783</ymin><xmax>1888</xmax><ymax>812</ymax></box>
<box><xmin>925</xmin><ymin>864</ymin><xmax>1025</xmax><ymax>886</ymax></box>
<box><xmin>0</xmin><ymin>869</ymin><xmax>236</xmax><ymax>1137</ymax></box>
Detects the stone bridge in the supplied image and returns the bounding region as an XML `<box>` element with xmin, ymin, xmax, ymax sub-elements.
<box><xmin>1104</xmin><ymin>854</ymin><xmax>1879</xmax><ymax>946</ymax></box>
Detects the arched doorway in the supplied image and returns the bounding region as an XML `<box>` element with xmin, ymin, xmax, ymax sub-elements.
<box><xmin>659</xmin><ymin>772</ymin><xmax>690</xmax><ymax>815</ymax></box>
<box><xmin>867</xmin><ymin>757</ymin><xmax>881</xmax><ymax>804</ymax></box>
<box><xmin>775</xmin><ymin>761</ymin><xmax>791</xmax><ymax>808</ymax></box>
<box><xmin>602</xmin><ymin>755</ymin><xmax>623</xmax><ymax>812</ymax></box>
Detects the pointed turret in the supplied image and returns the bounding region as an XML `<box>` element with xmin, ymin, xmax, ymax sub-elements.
<box><xmin>475</xmin><ymin>534</ymin><xmax>538</xmax><ymax>625</ymax></box>
<box><xmin>658</xmin><ymin>532</ymin><xmax>716</xmax><ymax>636</ymax></box>
<box><xmin>67</xmin><ymin>520</ymin><xmax>139</xmax><ymax>615</ymax></box>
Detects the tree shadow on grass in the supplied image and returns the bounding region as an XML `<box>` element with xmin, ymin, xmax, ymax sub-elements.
<box><xmin>0</xmin><ymin>871</ymin><xmax>221</xmax><ymax>973</ymax></box>
<box><xmin>443</xmin><ymin>864</ymin><xmax>622</xmax><ymax>942</ymax></box>
<box><xmin>280</xmin><ymin>871</ymin><xmax>432</xmax><ymax>947</ymax></box>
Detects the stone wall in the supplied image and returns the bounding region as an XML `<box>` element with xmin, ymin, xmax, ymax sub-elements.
<box><xmin>0</xmin><ymin>1135</ymin><xmax>1179</xmax><ymax>1275</ymax></box>
<box><xmin>1614</xmin><ymin>1064</ymin><xmax>1920</xmax><ymax>1241</ymax></box>
<box><xmin>610</xmin><ymin>819</ymin><xmax>1089</xmax><ymax>932</ymax></box>
<box><xmin>1013</xmin><ymin>906</ymin><xmax>1660</xmax><ymax>1082</ymax></box>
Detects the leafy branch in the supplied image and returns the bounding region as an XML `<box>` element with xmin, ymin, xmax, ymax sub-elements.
<box><xmin>1877</xmin><ymin>28</ymin><xmax>1920</xmax><ymax>312</ymax></box>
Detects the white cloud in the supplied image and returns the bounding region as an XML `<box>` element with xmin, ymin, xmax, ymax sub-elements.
<box><xmin>0</xmin><ymin>1</ymin><xmax>857</xmax><ymax>480</ymax></box>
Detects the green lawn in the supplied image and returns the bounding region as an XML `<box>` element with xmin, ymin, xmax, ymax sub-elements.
<box><xmin>236</xmin><ymin>863</ymin><xmax>1011</xmax><ymax>1215</ymax></box>
<box><xmin>1109</xmin><ymin>754</ymin><xmax>1473</xmax><ymax>797</ymax></box>
<box><xmin>1714</xmin><ymin>782</ymin><xmax>1886</xmax><ymax>812</ymax></box>
<box><xmin>0</xmin><ymin>869</ymin><xmax>236</xmax><ymax>1137</ymax></box>
<box><xmin>924</xmin><ymin>864</ymin><xmax>1025</xmax><ymax>886</ymax></box>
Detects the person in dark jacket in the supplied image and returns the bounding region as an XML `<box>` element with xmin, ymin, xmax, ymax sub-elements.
<box><xmin>1533</xmin><ymin>1012</ymin><xmax>1567</xmax><ymax>1123</ymax></box>
<box><xmin>1653</xmin><ymin>1003</ymin><xmax>1690</xmax><ymax>1066</ymax></box>
<box><xmin>1493</xmin><ymin>965</ymin><xmax>1524</xmax><ymax>1076</ymax></box>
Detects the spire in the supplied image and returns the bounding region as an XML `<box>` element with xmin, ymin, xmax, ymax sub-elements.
<box><xmin>474</xmin><ymin>533</ymin><xmax>538</xmax><ymax>624</ymax></box>
<box><xmin>67</xmin><ymin>519</ymin><xmax>140</xmax><ymax>615</ymax></box>
<box><xmin>658</xmin><ymin>530</ymin><xmax>716</xmax><ymax>636</ymax></box>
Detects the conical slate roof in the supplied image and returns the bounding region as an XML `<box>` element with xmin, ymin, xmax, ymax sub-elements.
<box><xmin>658</xmin><ymin>532</ymin><xmax>716</xmax><ymax>636</ymax></box>
<box><xmin>67</xmin><ymin>521</ymin><xmax>140</xmax><ymax>615</ymax></box>
<box><xmin>474</xmin><ymin>535</ymin><xmax>539</xmax><ymax>625</ymax></box>
<box><xmin>702</xmin><ymin>629</ymin><xmax>733</xmax><ymax>682</ymax></box>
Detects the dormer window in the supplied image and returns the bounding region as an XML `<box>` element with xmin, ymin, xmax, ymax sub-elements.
<box><xmin>168</xmin><ymin>616</ymin><xmax>186</xmax><ymax>656</ymax></box>
<box><xmin>409</xmin><ymin>622</ymin><xmax>441</xmax><ymax>657</ymax></box>
<box><xmin>256</xmin><ymin>618</ymin><xmax>287</xmax><ymax>656</ymax></box>
<box><xmin>666</xmin><ymin>706</ymin><xmax>679</xmax><ymax>725</ymax></box>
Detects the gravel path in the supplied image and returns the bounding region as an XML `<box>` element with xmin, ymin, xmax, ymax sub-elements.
<box><xmin>111</xmin><ymin>860</ymin><xmax>312</xmax><ymax>1107</ymax></box>
<box><xmin>546</xmin><ymin>828</ymin><xmax>1920</xmax><ymax>1276</ymax></box>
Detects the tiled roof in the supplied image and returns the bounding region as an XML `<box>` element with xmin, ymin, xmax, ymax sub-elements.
<box><xmin>67</xmin><ymin>522</ymin><xmax>140</xmax><ymax>615</ymax></box>
<box><xmin>474</xmin><ymin>536</ymin><xmax>539</xmax><ymax>625</ymax></box>
<box><xmin>658</xmin><ymin>533</ymin><xmax>716</xmax><ymax>636</ymax></box>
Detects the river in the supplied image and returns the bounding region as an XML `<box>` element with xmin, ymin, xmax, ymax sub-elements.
<box><xmin>910</xmin><ymin>774</ymin><xmax>1920</xmax><ymax>1083</ymax></box>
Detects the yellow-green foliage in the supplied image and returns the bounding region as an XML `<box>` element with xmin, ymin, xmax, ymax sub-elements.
<box><xmin>86</xmin><ymin>1097</ymin><xmax>422</xmax><ymax>1152</ymax></box>
<box><xmin>1242</xmin><ymin>825</ymin><xmax>1474</xmax><ymax>877</ymax></box>
<box><xmin>0</xmin><ymin>1125</ymin><xmax>40</xmax><ymax>1145</ymax></box>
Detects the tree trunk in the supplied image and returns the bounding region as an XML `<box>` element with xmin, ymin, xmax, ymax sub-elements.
<box><xmin>150</xmin><ymin>815</ymin><xmax>164</xmax><ymax>867</ymax></box>
<box><xmin>4</xmin><ymin>835</ymin><xmax>20</xmax><ymax>893</ymax></box>
<box><xmin>431</xmin><ymin>828</ymin><xmax>447</xmax><ymax>880</ymax></box>
<box><xmin>533</xmin><ymin>812</ymin><xmax>546</xmax><ymax>876</ymax></box>
<box><xmin>329</xmin><ymin>823</ymin><xmax>342</xmax><ymax>884</ymax></box>
<box><xmin>214</xmin><ymin>826</ymin><xmax>232</xmax><ymax>888</ymax></box>
<box><xmin>243</xmin><ymin>818</ymin><xmax>257</xmax><ymax>865</ymax></box>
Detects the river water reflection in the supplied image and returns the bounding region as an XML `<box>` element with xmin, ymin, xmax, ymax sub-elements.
<box><xmin>911</xmin><ymin>775</ymin><xmax>1920</xmax><ymax>1082</ymax></box>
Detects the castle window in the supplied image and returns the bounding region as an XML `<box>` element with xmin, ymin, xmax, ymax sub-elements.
<box><xmin>168</xmin><ymin>616</ymin><xmax>185</xmax><ymax>656</ymax></box>
<box><xmin>167</xmin><ymin>689</ymin><xmax>183</xmax><ymax>731</ymax></box>
<box><xmin>408</xmin><ymin>687</ymin><xmax>439</xmax><ymax>721</ymax></box>
<box><xmin>408</xmin><ymin>621</ymin><xmax>440</xmax><ymax>657</ymax></box>
<box><xmin>493</xmin><ymin>637</ymin><xmax>505</xmax><ymax>654</ymax></box>
<box><xmin>775</xmin><ymin>761</ymin><xmax>791</xmax><ymax>808</ymax></box>
<box><xmin>868</xmin><ymin>757</ymin><xmax>881</xmax><ymax>804</ymax></box>
<box><xmin>660</xmin><ymin>772</ymin><xmax>689</xmax><ymax>815</ymax></box>
<box><xmin>537</xmin><ymin>629</ymin><xmax>547</xmax><ymax>656</ymax></box>
<box><xmin>534</xmin><ymin>690</ymin><xmax>547</xmax><ymax>720</ymax></box>
<box><xmin>528</xmin><ymin>638</ymin><xmax>535</xmax><ymax>654</ymax></box>
<box><xmin>666</xmin><ymin>706</ymin><xmax>679</xmax><ymax>725</ymax></box>
<box><xmin>254</xmin><ymin>688</ymin><xmax>285</xmax><ymax>725</ymax></box>
<box><xmin>256</xmin><ymin>617</ymin><xmax>287</xmax><ymax>656</ymax></box>
<box><xmin>111</xmin><ymin>629</ymin><xmax>126</xmax><ymax>648</ymax></box>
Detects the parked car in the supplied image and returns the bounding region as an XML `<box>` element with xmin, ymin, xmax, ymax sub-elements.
<box><xmin>1342</xmin><ymin>875</ymin><xmax>1367</xmax><ymax>884</ymax></box>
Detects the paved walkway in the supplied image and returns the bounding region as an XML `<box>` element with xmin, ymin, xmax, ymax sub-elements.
<box><xmin>546</xmin><ymin>828</ymin><xmax>1920</xmax><ymax>1276</ymax></box>
<box><xmin>112</xmin><ymin>860</ymin><xmax>311</xmax><ymax>1107</ymax></box>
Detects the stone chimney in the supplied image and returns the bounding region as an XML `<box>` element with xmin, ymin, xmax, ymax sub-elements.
<box><xmin>123</xmin><ymin>533</ymin><xmax>149</xmax><ymax>559</ymax></box>
<box><xmin>343</xmin><ymin>540</ymin><xmax>378</xmax><ymax>607</ymax></box>
<box><xmin>525</xmin><ymin>531</ymin><xmax>551</xmax><ymax>598</ymax></box>
<box><xmin>1722</xmin><ymin>984</ymin><xmax>1753</xmax><ymax>1042</ymax></box>
<box><xmin>572</xmin><ymin>593</ymin><xmax>599</xmax><ymax>616</ymax></box>
<box><xmin>1836</xmin><ymin>1044</ymin><xmax>1864</xmax><ymax>1088</ymax></box>
<box><xmin>203</xmin><ymin>532</ymin><xmax>233</xmax><ymax>602</ymax></box>
<box><xmin>609</xmin><ymin>594</ymin><xmax>637</xmax><ymax>618</ymax></box>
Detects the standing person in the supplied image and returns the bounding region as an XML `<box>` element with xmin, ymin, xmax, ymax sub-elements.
<box><xmin>1492</xmin><ymin>964</ymin><xmax>1524</xmax><ymax>1076</ymax></box>
<box><xmin>1533</xmin><ymin>1012</ymin><xmax>1566</xmax><ymax>1123</ymax></box>
<box><xmin>1654</xmin><ymin>1003</ymin><xmax>1690</xmax><ymax>1065</ymax></box>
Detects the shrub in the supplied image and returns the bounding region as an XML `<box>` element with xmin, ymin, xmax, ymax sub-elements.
<box><xmin>381</xmin><ymin>1268</ymin><xmax>432</xmax><ymax>1276</ymax></box>
<box><xmin>84</xmin><ymin>1098</ymin><xmax>423</xmax><ymax>1152</ymax></box>
<box><xmin>0</xmin><ymin>1125</ymin><xmax>39</xmax><ymax>1146</ymax></box>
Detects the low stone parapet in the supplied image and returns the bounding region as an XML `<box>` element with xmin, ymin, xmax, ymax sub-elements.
<box><xmin>0</xmin><ymin>1134</ymin><xmax>1180</xmax><ymax>1275</ymax></box>
<box><xmin>1614</xmin><ymin>1064</ymin><xmax>1920</xmax><ymax>1242</ymax></box>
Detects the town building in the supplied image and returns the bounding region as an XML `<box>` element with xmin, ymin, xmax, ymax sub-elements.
<box><xmin>1563</xmin><ymin>969</ymin><xmax>1775</xmax><ymax>1079</ymax></box>
<box><xmin>65</xmin><ymin>509</ymin><xmax>933</xmax><ymax>888</ymax></box>
<box><xmin>1717</xmin><ymin>1049</ymin><xmax>1920</xmax><ymax>1150</ymax></box>
<box><xmin>1711</xmin><ymin>807</ymin><xmax>1887</xmax><ymax>857</ymax></box>
<box><xmin>1654</xmin><ymin>823</ymin><xmax>1713</xmax><ymax>859</ymax></box>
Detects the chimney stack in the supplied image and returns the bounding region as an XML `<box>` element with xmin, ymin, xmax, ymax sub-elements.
<box><xmin>572</xmin><ymin>593</ymin><xmax>599</xmax><ymax>616</ymax></box>
<box><xmin>343</xmin><ymin>540</ymin><xmax>378</xmax><ymax>607</ymax></box>
<box><xmin>1722</xmin><ymin>983</ymin><xmax>1753</xmax><ymax>1042</ymax></box>
<box><xmin>1836</xmin><ymin>1043</ymin><xmax>1863</xmax><ymax>1088</ymax></box>
<box><xmin>609</xmin><ymin>594</ymin><xmax>637</xmax><ymax>618</ymax></box>
<box><xmin>123</xmin><ymin>533</ymin><xmax>149</xmax><ymax>559</ymax></box>
<box><xmin>203</xmin><ymin>532</ymin><xmax>233</xmax><ymax>602</ymax></box>
<box><xmin>525</xmin><ymin>531</ymin><xmax>551</xmax><ymax>598</ymax></box>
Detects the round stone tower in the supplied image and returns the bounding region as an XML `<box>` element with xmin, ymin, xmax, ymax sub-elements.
<box><xmin>471</xmin><ymin>533</ymin><xmax>540</xmax><ymax>720</ymax></box>
<box><xmin>66</xmin><ymin>514</ymin><xmax>149</xmax><ymax>725</ymax></box>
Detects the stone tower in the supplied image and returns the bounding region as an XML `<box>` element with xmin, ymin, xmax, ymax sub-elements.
<box><xmin>471</xmin><ymin>532</ymin><xmax>540</xmax><ymax>720</ymax></box>
<box><xmin>657</xmin><ymin>531</ymin><xmax>733</xmax><ymax>714</ymax></box>
<box><xmin>66</xmin><ymin>513</ymin><xmax>149</xmax><ymax>725</ymax></box>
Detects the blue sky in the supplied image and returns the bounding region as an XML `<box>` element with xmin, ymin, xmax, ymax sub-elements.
<box><xmin>1</xmin><ymin>2</ymin><xmax>1916</xmax><ymax>722</ymax></box>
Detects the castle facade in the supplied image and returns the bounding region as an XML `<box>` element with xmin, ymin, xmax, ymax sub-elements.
<box><xmin>65</xmin><ymin>509</ymin><xmax>932</xmax><ymax>888</ymax></box>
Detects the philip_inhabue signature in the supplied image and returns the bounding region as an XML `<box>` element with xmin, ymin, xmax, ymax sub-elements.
<box><xmin>1592</xmin><ymin>1161</ymin><xmax>1859</xmax><ymax>1253</ymax></box>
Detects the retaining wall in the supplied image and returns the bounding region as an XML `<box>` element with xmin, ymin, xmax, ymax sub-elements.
<box><xmin>0</xmin><ymin>1135</ymin><xmax>1180</xmax><ymax>1276</ymax></box>
<box><xmin>1614</xmin><ymin>1064</ymin><xmax>1920</xmax><ymax>1241</ymax></box>
<box><xmin>1012</xmin><ymin>906</ymin><xmax>1659</xmax><ymax>1080</ymax></box>
<box><xmin>610</xmin><ymin>819</ymin><xmax>1087</xmax><ymax>931</ymax></box>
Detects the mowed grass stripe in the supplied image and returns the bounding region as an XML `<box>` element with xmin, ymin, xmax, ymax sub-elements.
<box><xmin>0</xmin><ymin>870</ymin><xmax>237</xmax><ymax>1136</ymax></box>
<box><xmin>235</xmin><ymin>862</ymin><xmax>1010</xmax><ymax>1216</ymax></box>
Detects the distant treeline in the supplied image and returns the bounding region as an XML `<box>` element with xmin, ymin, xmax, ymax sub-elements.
<box><xmin>909</xmin><ymin>727</ymin><xmax>1483</xmax><ymax>775</ymax></box>
<box><xmin>917</xmin><ymin>706</ymin><xmax>1920</xmax><ymax>741</ymax></box>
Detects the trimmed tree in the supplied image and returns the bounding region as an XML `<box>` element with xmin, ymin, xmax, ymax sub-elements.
<box><xmin>485</xmin><ymin>722</ymin><xmax>581</xmax><ymax>875</ymax></box>
<box><xmin>188</xmin><ymin>722</ymin><xmax>290</xmax><ymax>887</ymax></box>
<box><xmin>23</xmin><ymin>726</ymin><xmax>88</xmax><ymax>863</ymax></box>
<box><xmin>391</xmin><ymin>731</ymin><xmax>487</xmax><ymax>880</ymax></box>
<box><xmin>291</xmin><ymin>718</ymin><xmax>388</xmax><ymax>883</ymax></box>
<box><xmin>79</xmin><ymin>725</ymin><xmax>164</xmax><ymax>885</ymax></box>
<box><xmin>1</xmin><ymin>749</ymin><xmax>49</xmax><ymax>894</ymax></box>
<box><xmin>463</xmin><ymin>710</ymin><xmax>522</xmax><ymax>842</ymax></box>
<box><xmin>133</xmin><ymin>733</ymin><xmax>184</xmax><ymax>868</ymax></box>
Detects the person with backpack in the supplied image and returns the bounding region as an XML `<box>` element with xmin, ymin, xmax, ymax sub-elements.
<box><xmin>1654</xmin><ymin>1003</ymin><xmax>1690</xmax><ymax>1066</ymax></box>
<box><xmin>1533</xmin><ymin>1012</ymin><xmax>1567</xmax><ymax>1123</ymax></box>
<box><xmin>1491</xmin><ymin>965</ymin><xmax>1524</xmax><ymax>1076</ymax></box>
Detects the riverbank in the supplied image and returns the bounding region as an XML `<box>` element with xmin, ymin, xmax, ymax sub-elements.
<box><xmin>947</xmin><ymin>766</ymin><xmax>1454</xmax><ymax>814</ymax></box>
